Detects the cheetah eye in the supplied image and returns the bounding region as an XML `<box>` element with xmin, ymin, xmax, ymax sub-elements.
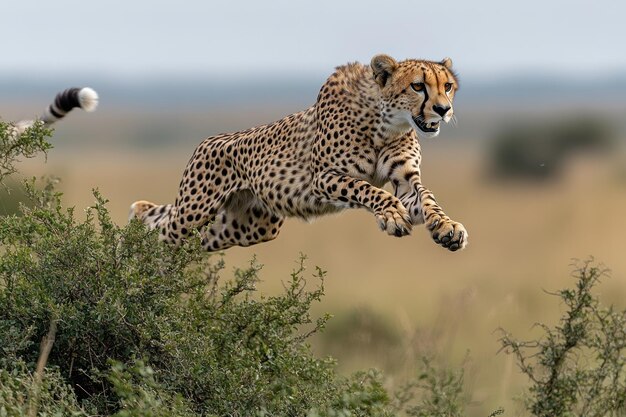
<box><xmin>410</xmin><ymin>82</ymin><xmax>425</xmax><ymax>93</ymax></box>
<box><xmin>444</xmin><ymin>82</ymin><xmax>453</xmax><ymax>92</ymax></box>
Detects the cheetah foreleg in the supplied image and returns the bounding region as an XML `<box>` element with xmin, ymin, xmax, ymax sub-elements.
<box><xmin>313</xmin><ymin>170</ymin><xmax>412</xmax><ymax>237</ymax></box>
<box><xmin>381</xmin><ymin>137</ymin><xmax>468</xmax><ymax>251</ymax></box>
<box><xmin>393</xmin><ymin>178</ymin><xmax>468</xmax><ymax>251</ymax></box>
<box><xmin>414</xmin><ymin>184</ymin><xmax>467</xmax><ymax>251</ymax></box>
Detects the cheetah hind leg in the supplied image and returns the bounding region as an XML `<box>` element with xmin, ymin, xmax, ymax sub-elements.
<box><xmin>129</xmin><ymin>200</ymin><xmax>173</xmax><ymax>232</ymax></box>
<box><xmin>200</xmin><ymin>191</ymin><xmax>284</xmax><ymax>251</ymax></box>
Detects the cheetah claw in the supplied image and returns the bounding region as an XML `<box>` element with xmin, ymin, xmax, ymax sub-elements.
<box><xmin>376</xmin><ymin>209</ymin><xmax>412</xmax><ymax>237</ymax></box>
<box><xmin>429</xmin><ymin>217</ymin><xmax>468</xmax><ymax>251</ymax></box>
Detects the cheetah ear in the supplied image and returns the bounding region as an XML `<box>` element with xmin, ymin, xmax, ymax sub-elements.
<box><xmin>371</xmin><ymin>54</ymin><xmax>398</xmax><ymax>88</ymax></box>
<box><xmin>440</xmin><ymin>57</ymin><xmax>453</xmax><ymax>69</ymax></box>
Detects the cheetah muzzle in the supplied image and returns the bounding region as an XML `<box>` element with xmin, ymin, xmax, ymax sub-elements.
<box><xmin>413</xmin><ymin>117</ymin><xmax>440</xmax><ymax>134</ymax></box>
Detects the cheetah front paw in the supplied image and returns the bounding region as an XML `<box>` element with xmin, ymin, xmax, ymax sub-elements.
<box><xmin>427</xmin><ymin>216</ymin><xmax>468</xmax><ymax>251</ymax></box>
<box><xmin>376</xmin><ymin>205</ymin><xmax>412</xmax><ymax>237</ymax></box>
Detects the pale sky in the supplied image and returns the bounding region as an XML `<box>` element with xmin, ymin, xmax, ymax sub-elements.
<box><xmin>3</xmin><ymin>0</ymin><xmax>625</xmax><ymax>79</ymax></box>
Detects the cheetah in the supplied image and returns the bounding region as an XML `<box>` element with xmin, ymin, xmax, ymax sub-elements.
<box><xmin>130</xmin><ymin>54</ymin><xmax>468</xmax><ymax>252</ymax></box>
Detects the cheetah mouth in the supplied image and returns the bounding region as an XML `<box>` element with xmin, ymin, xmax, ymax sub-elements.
<box><xmin>412</xmin><ymin>117</ymin><xmax>440</xmax><ymax>133</ymax></box>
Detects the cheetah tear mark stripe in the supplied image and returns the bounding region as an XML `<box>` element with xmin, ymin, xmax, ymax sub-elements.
<box><xmin>41</xmin><ymin>87</ymin><xmax>99</xmax><ymax>124</ymax></box>
<box><xmin>418</xmin><ymin>68</ymin><xmax>429</xmax><ymax>120</ymax></box>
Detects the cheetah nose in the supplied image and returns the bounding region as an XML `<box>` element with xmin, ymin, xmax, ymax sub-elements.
<box><xmin>433</xmin><ymin>105</ymin><xmax>451</xmax><ymax>117</ymax></box>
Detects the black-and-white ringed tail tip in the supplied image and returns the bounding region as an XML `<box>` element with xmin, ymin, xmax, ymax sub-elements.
<box><xmin>41</xmin><ymin>87</ymin><xmax>99</xmax><ymax>124</ymax></box>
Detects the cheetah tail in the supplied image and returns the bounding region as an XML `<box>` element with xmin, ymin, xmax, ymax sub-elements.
<box><xmin>13</xmin><ymin>87</ymin><xmax>99</xmax><ymax>136</ymax></box>
<box><xmin>41</xmin><ymin>87</ymin><xmax>99</xmax><ymax>123</ymax></box>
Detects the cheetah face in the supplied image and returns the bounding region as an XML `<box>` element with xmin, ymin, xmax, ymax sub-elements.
<box><xmin>371</xmin><ymin>54</ymin><xmax>458</xmax><ymax>138</ymax></box>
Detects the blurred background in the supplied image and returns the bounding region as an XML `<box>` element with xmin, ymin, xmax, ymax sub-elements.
<box><xmin>2</xmin><ymin>0</ymin><xmax>625</xmax><ymax>415</ymax></box>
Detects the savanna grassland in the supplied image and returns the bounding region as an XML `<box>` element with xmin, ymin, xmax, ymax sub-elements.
<box><xmin>2</xmin><ymin>97</ymin><xmax>626</xmax><ymax>415</ymax></box>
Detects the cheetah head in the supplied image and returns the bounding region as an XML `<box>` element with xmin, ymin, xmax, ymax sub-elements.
<box><xmin>371</xmin><ymin>54</ymin><xmax>458</xmax><ymax>138</ymax></box>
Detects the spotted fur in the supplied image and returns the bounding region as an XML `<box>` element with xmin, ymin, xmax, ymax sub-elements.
<box><xmin>130</xmin><ymin>54</ymin><xmax>468</xmax><ymax>252</ymax></box>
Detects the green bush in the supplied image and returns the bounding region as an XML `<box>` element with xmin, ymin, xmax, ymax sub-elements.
<box><xmin>500</xmin><ymin>260</ymin><xmax>626</xmax><ymax>417</ymax></box>
<box><xmin>0</xmin><ymin>179</ymin><xmax>31</xmax><ymax>216</ymax></box>
<box><xmin>392</xmin><ymin>357</ymin><xmax>467</xmax><ymax>417</ymax></box>
<box><xmin>107</xmin><ymin>360</ymin><xmax>196</xmax><ymax>417</ymax></box>
<box><xmin>0</xmin><ymin>120</ymin><xmax>52</xmax><ymax>184</ymax></box>
<box><xmin>0</xmin><ymin>359</ymin><xmax>88</xmax><ymax>417</ymax></box>
<box><xmin>0</xmin><ymin>178</ymin><xmax>393</xmax><ymax>415</ymax></box>
<box><xmin>0</xmin><ymin>122</ymin><xmax>400</xmax><ymax>416</ymax></box>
